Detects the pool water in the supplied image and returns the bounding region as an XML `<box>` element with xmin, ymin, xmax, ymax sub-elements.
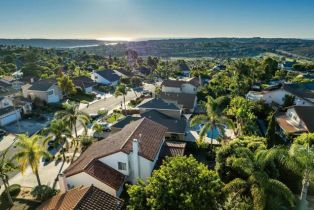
<box><xmin>191</xmin><ymin>124</ymin><xmax>221</xmax><ymax>139</ymax></box>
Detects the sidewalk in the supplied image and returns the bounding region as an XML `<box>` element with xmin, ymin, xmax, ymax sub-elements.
<box><xmin>1</xmin><ymin>159</ymin><xmax>70</xmax><ymax>194</ymax></box>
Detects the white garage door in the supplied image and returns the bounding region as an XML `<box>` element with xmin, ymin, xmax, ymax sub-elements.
<box><xmin>0</xmin><ymin>113</ymin><xmax>18</xmax><ymax>126</ymax></box>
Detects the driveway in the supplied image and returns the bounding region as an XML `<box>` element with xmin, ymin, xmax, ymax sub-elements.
<box><xmin>3</xmin><ymin>114</ymin><xmax>53</xmax><ymax>135</ymax></box>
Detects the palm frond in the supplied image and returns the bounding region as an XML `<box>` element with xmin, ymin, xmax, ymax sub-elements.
<box><xmin>190</xmin><ymin>114</ymin><xmax>208</xmax><ymax>126</ymax></box>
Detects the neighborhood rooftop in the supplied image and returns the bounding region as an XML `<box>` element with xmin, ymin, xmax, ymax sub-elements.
<box><xmin>37</xmin><ymin>185</ymin><xmax>124</xmax><ymax>210</ymax></box>
<box><xmin>137</xmin><ymin>98</ymin><xmax>181</xmax><ymax>110</ymax></box>
<box><xmin>64</xmin><ymin>118</ymin><xmax>168</xmax><ymax>177</ymax></box>
<box><xmin>28</xmin><ymin>79</ymin><xmax>57</xmax><ymax>91</ymax></box>
<box><xmin>95</xmin><ymin>69</ymin><xmax>120</xmax><ymax>82</ymax></box>
<box><xmin>160</xmin><ymin>92</ymin><xmax>197</xmax><ymax>109</ymax></box>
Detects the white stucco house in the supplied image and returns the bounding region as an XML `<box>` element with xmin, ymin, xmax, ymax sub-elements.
<box><xmin>63</xmin><ymin>118</ymin><xmax>185</xmax><ymax>197</ymax></box>
<box><xmin>22</xmin><ymin>79</ymin><xmax>63</xmax><ymax>104</ymax></box>
<box><xmin>246</xmin><ymin>82</ymin><xmax>314</xmax><ymax>106</ymax></box>
<box><xmin>91</xmin><ymin>69</ymin><xmax>120</xmax><ymax>86</ymax></box>
<box><xmin>0</xmin><ymin>96</ymin><xmax>21</xmax><ymax>126</ymax></box>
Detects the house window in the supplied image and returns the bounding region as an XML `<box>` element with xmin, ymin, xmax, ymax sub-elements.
<box><xmin>118</xmin><ymin>162</ymin><xmax>126</xmax><ymax>170</ymax></box>
<box><xmin>47</xmin><ymin>90</ymin><xmax>54</xmax><ymax>96</ymax></box>
<box><xmin>95</xmin><ymin>76</ymin><xmax>98</xmax><ymax>80</ymax></box>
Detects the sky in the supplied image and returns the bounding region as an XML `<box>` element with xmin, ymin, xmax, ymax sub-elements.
<box><xmin>0</xmin><ymin>0</ymin><xmax>313</xmax><ymax>40</ymax></box>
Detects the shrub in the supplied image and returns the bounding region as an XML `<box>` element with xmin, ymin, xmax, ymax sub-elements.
<box><xmin>2</xmin><ymin>184</ymin><xmax>21</xmax><ymax>198</ymax></box>
<box><xmin>31</xmin><ymin>185</ymin><xmax>57</xmax><ymax>201</ymax></box>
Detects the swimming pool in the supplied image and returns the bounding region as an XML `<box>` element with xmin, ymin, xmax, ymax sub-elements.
<box><xmin>191</xmin><ymin>124</ymin><xmax>221</xmax><ymax>139</ymax></box>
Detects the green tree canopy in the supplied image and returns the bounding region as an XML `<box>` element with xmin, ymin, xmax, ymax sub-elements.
<box><xmin>127</xmin><ymin>155</ymin><xmax>223</xmax><ymax>210</ymax></box>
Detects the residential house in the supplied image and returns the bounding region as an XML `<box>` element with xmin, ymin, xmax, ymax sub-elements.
<box><xmin>161</xmin><ymin>78</ymin><xmax>200</xmax><ymax>94</ymax></box>
<box><xmin>73</xmin><ymin>76</ymin><xmax>97</xmax><ymax>94</ymax></box>
<box><xmin>22</xmin><ymin>79</ymin><xmax>63</xmax><ymax>104</ymax></box>
<box><xmin>137</xmin><ymin>98</ymin><xmax>182</xmax><ymax>119</ymax></box>
<box><xmin>63</xmin><ymin>118</ymin><xmax>185</xmax><ymax>197</ymax></box>
<box><xmin>91</xmin><ymin>69</ymin><xmax>120</xmax><ymax>85</ymax></box>
<box><xmin>246</xmin><ymin>82</ymin><xmax>314</xmax><ymax>106</ymax></box>
<box><xmin>12</xmin><ymin>96</ymin><xmax>32</xmax><ymax>115</ymax></box>
<box><xmin>0</xmin><ymin>96</ymin><xmax>21</xmax><ymax>126</ymax></box>
<box><xmin>37</xmin><ymin>185</ymin><xmax>124</xmax><ymax>210</ymax></box>
<box><xmin>160</xmin><ymin>92</ymin><xmax>197</xmax><ymax>113</ymax></box>
<box><xmin>276</xmin><ymin>106</ymin><xmax>314</xmax><ymax>140</ymax></box>
<box><xmin>112</xmin><ymin>109</ymin><xmax>187</xmax><ymax>141</ymax></box>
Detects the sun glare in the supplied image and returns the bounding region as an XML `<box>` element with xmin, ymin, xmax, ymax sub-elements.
<box><xmin>97</xmin><ymin>36</ymin><xmax>133</xmax><ymax>42</ymax></box>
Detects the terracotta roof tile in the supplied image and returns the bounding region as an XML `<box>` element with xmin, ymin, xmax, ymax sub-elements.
<box><xmin>85</xmin><ymin>160</ymin><xmax>125</xmax><ymax>190</ymax></box>
<box><xmin>64</xmin><ymin>118</ymin><xmax>167</xmax><ymax>178</ymax></box>
<box><xmin>37</xmin><ymin>185</ymin><xmax>124</xmax><ymax>210</ymax></box>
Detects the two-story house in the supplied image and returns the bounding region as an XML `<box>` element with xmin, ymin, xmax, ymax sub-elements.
<box><xmin>276</xmin><ymin>106</ymin><xmax>314</xmax><ymax>140</ymax></box>
<box><xmin>0</xmin><ymin>96</ymin><xmax>21</xmax><ymax>126</ymax></box>
<box><xmin>22</xmin><ymin>79</ymin><xmax>63</xmax><ymax>104</ymax></box>
<box><xmin>160</xmin><ymin>78</ymin><xmax>200</xmax><ymax>113</ymax></box>
<box><xmin>91</xmin><ymin>69</ymin><xmax>120</xmax><ymax>86</ymax></box>
<box><xmin>63</xmin><ymin>118</ymin><xmax>185</xmax><ymax>197</ymax></box>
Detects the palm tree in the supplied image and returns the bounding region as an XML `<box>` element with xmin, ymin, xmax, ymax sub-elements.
<box><xmin>44</xmin><ymin>119</ymin><xmax>71</xmax><ymax>171</ymax></box>
<box><xmin>13</xmin><ymin>134</ymin><xmax>51</xmax><ymax>187</ymax></box>
<box><xmin>218</xmin><ymin>138</ymin><xmax>295</xmax><ymax>209</ymax></box>
<box><xmin>0</xmin><ymin>149</ymin><xmax>16</xmax><ymax>206</ymax></box>
<box><xmin>55</xmin><ymin>103</ymin><xmax>90</xmax><ymax>163</ymax></box>
<box><xmin>115</xmin><ymin>84</ymin><xmax>129</xmax><ymax>114</ymax></box>
<box><xmin>190</xmin><ymin>96</ymin><xmax>232</xmax><ymax>149</ymax></box>
<box><xmin>269</xmin><ymin>133</ymin><xmax>314</xmax><ymax>210</ymax></box>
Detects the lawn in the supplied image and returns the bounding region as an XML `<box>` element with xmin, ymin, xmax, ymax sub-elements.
<box><xmin>68</xmin><ymin>93</ymin><xmax>95</xmax><ymax>103</ymax></box>
<box><xmin>106</xmin><ymin>113</ymin><xmax>124</xmax><ymax>123</ymax></box>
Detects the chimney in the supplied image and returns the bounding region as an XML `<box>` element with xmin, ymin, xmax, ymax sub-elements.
<box><xmin>30</xmin><ymin>77</ymin><xmax>34</xmax><ymax>83</ymax></box>
<box><xmin>132</xmin><ymin>139</ymin><xmax>140</xmax><ymax>183</ymax></box>
<box><xmin>58</xmin><ymin>173</ymin><xmax>68</xmax><ymax>193</ymax></box>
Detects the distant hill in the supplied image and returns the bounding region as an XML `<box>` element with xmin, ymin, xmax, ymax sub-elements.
<box><xmin>77</xmin><ymin>38</ymin><xmax>314</xmax><ymax>59</ymax></box>
<box><xmin>1</xmin><ymin>38</ymin><xmax>314</xmax><ymax>59</ymax></box>
<box><xmin>0</xmin><ymin>39</ymin><xmax>105</xmax><ymax>48</ymax></box>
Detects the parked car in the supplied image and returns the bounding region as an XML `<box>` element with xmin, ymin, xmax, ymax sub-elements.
<box><xmin>97</xmin><ymin>122</ymin><xmax>112</xmax><ymax>132</ymax></box>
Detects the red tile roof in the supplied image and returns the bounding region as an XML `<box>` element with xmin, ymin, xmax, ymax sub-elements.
<box><xmin>85</xmin><ymin>160</ymin><xmax>125</xmax><ymax>190</ymax></box>
<box><xmin>37</xmin><ymin>185</ymin><xmax>124</xmax><ymax>210</ymax></box>
<box><xmin>64</xmin><ymin>118</ymin><xmax>167</xmax><ymax>179</ymax></box>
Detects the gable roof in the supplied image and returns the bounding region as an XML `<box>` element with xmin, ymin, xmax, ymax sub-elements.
<box><xmin>283</xmin><ymin>82</ymin><xmax>314</xmax><ymax>103</ymax></box>
<box><xmin>161</xmin><ymin>78</ymin><xmax>199</xmax><ymax>88</ymax></box>
<box><xmin>84</xmin><ymin>160</ymin><xmax>125</xmax><ymax>190</ymax></box>
<box><xmin>64</xmin><ymin>118</ymin><xmax>167</xmax><ymax>178</ymax></box>
<box><xmin>112</xmin><ymin>110</ymin><xmax>186</xmax><ymax>134</ymax></box>
<box><xmin>137</xmin><ymin>98</ymin><xmax>180</xmax><ymax>110</ymax></box>
<box><xmin>95</xmin><ymin>69</ymin><xmax>120</xmax><ymax>82</ymax></box>
<box><xmin>141</xmin><ymin>110</ymin><xmax>186</xmax><ymax>134</ymax></box>
<box><xmin>73</xmin><ymin>76</ymin><xmax>96</xmax><ymax>89</ymax></box>
<box><xmin>111</xmin><ymin>115</ymin><xmax>141</xmax><ymax>129</ymax></box>
<box><xmin>28</xmin><ymin>79</ymin><xmax>57</xmax><ymax>91</ymax></box>
<box><xmin>37</xmin><ymin>185</ymin><xmax>124</xmax><ymax>210</ymax></box>
<box><xmin>160</xmin><ymin>92</ymin><xmax>196</xmax><ymax>109</ymax></box>
<box><xmin>294</xmin><ymin>106</ymin><xmax>314</xmax><ymax>132</ymax></box>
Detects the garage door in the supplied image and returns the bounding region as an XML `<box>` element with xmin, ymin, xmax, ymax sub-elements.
<box><xmin>0</xmin><ymin>113</ymin><xmax>18</xmax><ymax>126</ymax></box>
